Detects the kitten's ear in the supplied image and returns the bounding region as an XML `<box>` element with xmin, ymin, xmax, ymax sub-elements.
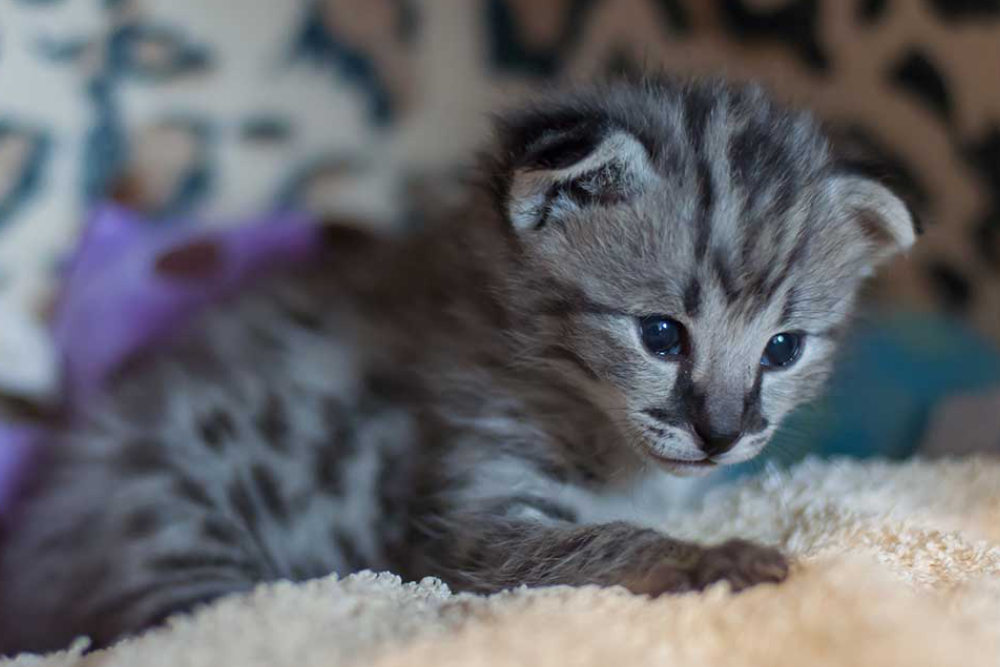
<box><xmin>829</xmin><ymin>174</ymin><xmax>920</xmax><ymax>267</ymax></box>
<box><xmin>825</xmin><ymin>129</ymin><xmax>922</xmax><ymax>266</ymax></box>
<box><xmin>501</xmin><ymin>123</ymin><xmax>655</xmax><ymax>232</ymax></box>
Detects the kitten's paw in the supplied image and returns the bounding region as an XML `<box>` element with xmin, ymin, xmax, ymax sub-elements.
<box><xmin>626</xmin><ymin>539</ymin><xmax>788</xmax><ymax>596</ymax></box>
<box><xmin>689</xmin><ymin>539</ymin><xmax>788</xmax><ymax>592</ymax></box>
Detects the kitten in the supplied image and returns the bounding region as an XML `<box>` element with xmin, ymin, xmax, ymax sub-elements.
<box><xmin>0</xmin><ymin>76</ymin><xmax>917</xmax><ymax>654</ymax></box>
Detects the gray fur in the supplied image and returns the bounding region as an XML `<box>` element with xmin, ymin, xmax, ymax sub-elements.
<box><xmin>0</xmin><ymin>76</ymin><xmax>915</xmax><ymax>654</ymax></box>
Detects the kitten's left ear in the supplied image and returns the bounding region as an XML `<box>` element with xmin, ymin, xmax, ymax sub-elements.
<box><xmin>829</xmin><ymin>174</ymin><xmax>920</xmax><ymax>267</ymax></box>
<box><xmin>825</xmin><ymin>129</ymin><xmax>922</xmax><ymax>266</ymax></box>
<box><xmin>501</xmin><ymin>124</ymin><xmax>655</xmax><ymax>232</ymax></box>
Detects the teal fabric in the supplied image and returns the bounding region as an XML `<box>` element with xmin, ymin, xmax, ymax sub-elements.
<box><xmin>731</xmin><ymin>311</ymin><xmax>1000</xmax><ymax>476</ymax></box>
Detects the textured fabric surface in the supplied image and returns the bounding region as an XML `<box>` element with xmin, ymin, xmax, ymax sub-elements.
<box><xmin>5</xmin><ymin>0</ymin><xmax>1000</xmax><ymax>395</ymax></box>
<box><xmin>6</xmin><ymin>457</ymin><xmax>1000</xmax><ymax>666</ymax></box>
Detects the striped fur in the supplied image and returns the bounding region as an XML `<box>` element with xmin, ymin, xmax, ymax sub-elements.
<box><xmin>0</xmin><ymin>76</ymin><xmax>915</xmax><ymax>654</ymax></box>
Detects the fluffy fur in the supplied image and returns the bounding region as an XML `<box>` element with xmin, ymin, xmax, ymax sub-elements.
<box><xmin>0</xmin><ymin>76</ymin><xmax>916</xmax><ymax>654</ymax></box>
<box><xmin>10</xmin><ymin>457</ymin><xmax>1000</xmax><ymax>667</ymax></box>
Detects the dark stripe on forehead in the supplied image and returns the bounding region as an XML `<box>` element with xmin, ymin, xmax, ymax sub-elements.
<box><xmin>693</xmin><ymin>159</ymin><xmax>714</xmax><ymax>260</ymax></box>
<box><xmin>683</xmin><ymin>277</ymin><xmax>702</xmax><ymax>318</ymax></box>
<box><xmin>737</xmin><ymin>201</ymin><xmax>799</xmax><ymax>297</ymax></box>
<box><xmin>711</xmin><ymin>248</ymin><xmax>739</xmax><ymax>304</ymax></box>
<box><xmin>730</xmin><ymin>119</ymin><xmax>803</xmax><ymax>277</ymax></box>
<box><xmin>750</xmin><ymin>211</ymin><xmax>788</xmax><ymax>265</ymax></box>
<box><xmin>728</xmin><ymin>121</ymin><xmax>768</xmax><ymax>189</ymax></box>
<box><xmin>740</xmin><ymin>222</ymin><xmax>791</xmax><ymax>317</ymax></box>
<box><xmin>684</xmin><ymin>85</ymin><xmax>716</xmax><ymax>262</ymax></box>
<box><xmin>728</xmin><ymin>120</ymin><xmax>795</xmax><ymax>195</ymax></box>
<box><xmin>765</xmin><ymin>229</ymin><xmax>810</xmax><ymax>301</ymax></box>
<box><xmin>683</xmin><ymin>83</ymin><xmax>714</xmax><ymax>150</ymax></box>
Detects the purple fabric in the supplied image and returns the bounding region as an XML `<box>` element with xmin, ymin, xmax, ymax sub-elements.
<box><xmin>1</xmin><ymin>203</ymin><xmax>322</xmax><ymax>516</ymax></box>
<box><xmin>0</xmin><ymin>426</ymin><xmax>37</xmax><ymax>514</ymax></box>
<box><xmin>54</xmin><ymin>204</ymin><xmax>322</xmax><ymax>401</ymax></box>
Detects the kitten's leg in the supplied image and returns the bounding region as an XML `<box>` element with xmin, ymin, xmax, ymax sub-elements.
<box><xmin>0</xmin><ymin>449</ymin><xmax>263</xmax><ymax>654</ymax></box>
<box><xmin>415</xmin><ymin>508</ymin><xmax>787</xmax><ymax>596</ymax></box>
<box><xmin>0</xmin><ymin>513</ymin><xmax>259</xmax><ymax>654</ymax></box>
<box><xmin>80</xmin><ymin>541</ymin><xmax>261</xmax><ymax>648</ymax></box>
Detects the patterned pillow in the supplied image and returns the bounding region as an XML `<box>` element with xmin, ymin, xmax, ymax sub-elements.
<box><xmin>0</xmin><ymin>0</ymin><xmax>403</xmax><ymax>394</ymax></box>
<box><xmin>5</xmin><ymin>0</ymin><xmax>1000</xmax><ymax>400</ymax></box>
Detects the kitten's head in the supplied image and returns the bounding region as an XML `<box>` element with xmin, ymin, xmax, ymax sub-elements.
<box><xmin>488</xmin><ymin>77</ymin><xmax>918</xmax><ymax>475</ymax></box>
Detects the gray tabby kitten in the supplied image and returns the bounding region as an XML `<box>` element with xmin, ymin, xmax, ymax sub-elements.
<box><xmin>0</xmin><ymin>77</ymin><xmax>917</xmax><ymax>654</ymax></box>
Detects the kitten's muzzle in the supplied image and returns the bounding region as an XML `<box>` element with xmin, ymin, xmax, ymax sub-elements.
<box><xmin>688</xmin><ymin>388</ymin><xmax>745</xmax><ymax>457</ymax></box>
<box><xmin>693</xmin><ymin>424</ymin><xmax>741</xmax><ymax>457</ymax></box>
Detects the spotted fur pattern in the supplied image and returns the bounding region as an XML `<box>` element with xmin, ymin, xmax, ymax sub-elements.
<box><xmin>0</xmin><ymin>77</ymin><xmax>916</xmax><ymax>654</ymax></box>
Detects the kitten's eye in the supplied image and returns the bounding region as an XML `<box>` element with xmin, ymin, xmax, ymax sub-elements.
<box><xmin>761</xmin><ymin>332</ymin><xmax>803</xmax><ymax>368</ymax></box>
<box><xmin>639</xmin><ymin>316</ymin><xmax>686</xmax><ymax>358</ymax></box>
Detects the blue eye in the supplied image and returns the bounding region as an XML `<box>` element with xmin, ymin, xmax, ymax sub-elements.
<box><xmin>761</xmin><ymin>332</ymin><xmax>802</xmax><ymax>368</ymax></box>
<box><xmin>639</xmin><ymin>316</ymin><xmax>686</xmax><ymax>358</ymax></box>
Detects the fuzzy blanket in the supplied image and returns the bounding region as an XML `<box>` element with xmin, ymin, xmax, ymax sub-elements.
<box><xmin>6</xmin><ymin>456</ymin><xmax>1000</xmax><ymax>667</ymax></box>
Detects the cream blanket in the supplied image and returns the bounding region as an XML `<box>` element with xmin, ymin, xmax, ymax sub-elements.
<box><xmin>7</xmin><ymin>457</ymin><xmax>1000</xmax><ymax>667</ymax></box>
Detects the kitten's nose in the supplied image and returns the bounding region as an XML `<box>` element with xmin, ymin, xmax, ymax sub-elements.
<box><xmin>693</xmin><ymin>425</ymin><xmax>740</xmax><ymax>457</ymax></box>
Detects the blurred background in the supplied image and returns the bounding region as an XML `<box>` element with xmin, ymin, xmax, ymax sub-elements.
<box><xmin>2</xmin><ymin>0</ymin><xmax>1000</xmax><ymax>466</ymax></box>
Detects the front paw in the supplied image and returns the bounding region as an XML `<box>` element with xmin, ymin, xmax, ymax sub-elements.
<box><xmin>628</xmin><ymin>539</ymin><xmax>788</xmax><ymax>596</ymax></box>
<box><xmin>689</xmin><ymin>539</ymin><xmax>788</xmax><ymax>592</ymax></box>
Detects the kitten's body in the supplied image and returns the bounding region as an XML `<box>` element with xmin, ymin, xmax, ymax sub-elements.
<box><xmin>0</xmin><ymin>78</ymin><xmax>916</xmax><ymax>654</ymax></box>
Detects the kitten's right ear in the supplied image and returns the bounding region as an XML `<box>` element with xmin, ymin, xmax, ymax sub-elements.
<box><xmin>497</xmin><ymin>119</ymin><xmax>655</xmax><ymax>232</ymax></box>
